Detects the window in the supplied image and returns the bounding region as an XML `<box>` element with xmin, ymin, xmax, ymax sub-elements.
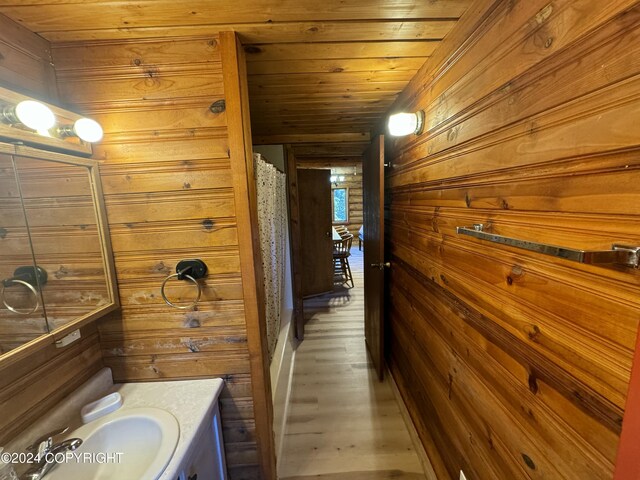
<box><xmin>332</xmin><ymin>187</ymin><xmax>349</xmax><ymax>223</ymax></box>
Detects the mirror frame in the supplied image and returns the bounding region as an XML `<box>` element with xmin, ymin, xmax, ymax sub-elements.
<box><xmin>0</xmin><ymin>143</ymin><xmax>119</xmax><ymax>368</ymax></box>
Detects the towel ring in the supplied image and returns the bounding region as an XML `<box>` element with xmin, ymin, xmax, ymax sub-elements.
<box><xmin>1</xmin><ymin>278</ymin><xmax>40</xmax><ymax>315</ymax></box>
<box><xmin>160</xmin><ymin>260</ymin><xmax>208</xmax><ymax>310</ymax></box>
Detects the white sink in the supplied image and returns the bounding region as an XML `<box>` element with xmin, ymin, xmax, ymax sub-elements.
<box><xmin>46</xmin><ymin>407</ymin><xmax>179</xmax><ymax>480</ymax></box>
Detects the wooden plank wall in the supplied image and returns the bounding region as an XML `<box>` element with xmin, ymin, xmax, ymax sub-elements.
<box><xmin>383</xmin><ymin>1</ymin><xmax>640</xmax><ymax>479</ymax></box>
<box><xmin>0</xmin><ymin>0</ymin><xmax>471</xmax><ymax>140</ymax></box>
<box><xmin>0</xmin><ymin>323</ymin><xmax>103</xmax><ymax>445</ymax></box>
<box><xmin>0</xmin><ymin>15</ymin><xmax>106</xmax><ymax>447</ymax></box>
<box><xmin>51</xmin><ymin>34</ymin><xmax>270</xmax><ymax>479</ymax></box>
<box><xmin>0</xmin><ymin>14</ymin><xmax>57</xmax><ymax>101</ymax></box>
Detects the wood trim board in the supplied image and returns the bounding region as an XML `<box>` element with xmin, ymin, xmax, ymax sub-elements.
<box><xmin>219</xmin><ymin>30</ymin><xmax>277</xmax><ymax>480</ymax></box>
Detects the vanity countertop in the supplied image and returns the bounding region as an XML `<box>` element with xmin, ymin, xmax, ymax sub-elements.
<box><xmin>108</xmin><ymin>377</ymin><xmax>225</xmax><ymax>480</ymax></box>
<box><xmin>8</xmin><ymin>368</ymin><xmax>225</xmax><ymax>480</ymax></box>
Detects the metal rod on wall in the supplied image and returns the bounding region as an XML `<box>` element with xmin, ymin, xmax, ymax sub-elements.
<box><xmin>456</xmin><ymin>224</ymin><xmax>640</xmax><ymax>269</ymax></box>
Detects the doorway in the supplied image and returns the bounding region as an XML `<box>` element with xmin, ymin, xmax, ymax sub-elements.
<box><xmin>273</xmin><ymin>137</ymin><xmax>431</xmax><ymax>479</ymax></box>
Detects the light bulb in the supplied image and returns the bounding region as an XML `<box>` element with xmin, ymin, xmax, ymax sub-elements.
<box><xmin>338</xmin><ymin>176</ymin><xmax>345</xmax><ymax>182</ymax></box>
<box><xmin>73</xmin><ymin>118</ymin><xmax>103</xmax><ymax>142</ymax></box>
<box><xmin>388</xmin><ymin>111</ymin><xmax>424</xmax><ymax>137</ymax></box>
<box><xmin>15</xmin><ymin>101</ymin><xmax>55</xmax><ymax>131</ymax></box>
<box><xmin>330</xmin><ymin>175</ymin><xmax>337</xmax><ymax>183</ymax></box>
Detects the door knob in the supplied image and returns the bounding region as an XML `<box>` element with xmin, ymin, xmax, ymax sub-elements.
<box><xmin>370</xmin><ymin>262</ymin><xmax>390</xmax><ymax>270</ymax></box>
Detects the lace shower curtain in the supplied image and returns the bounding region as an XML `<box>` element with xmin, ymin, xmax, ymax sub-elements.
<box><xmin>254</xmin><ymin>153</ymin><xmax>287</xmax><ymax>360</ymax></box>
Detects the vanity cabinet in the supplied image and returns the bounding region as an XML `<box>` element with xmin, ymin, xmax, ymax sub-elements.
<box><xmin>175</xmin><ymin>404</ymin><xmax>227</xmax><ymax>480</ymax></box>
<box><xmin>0</xmin><ymin>142</ymin><xmax>117</xmax><ymax>356</ymax></box>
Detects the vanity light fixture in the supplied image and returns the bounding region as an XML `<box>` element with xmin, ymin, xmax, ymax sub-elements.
<box><xmin>58</xmin><ymin>117</ymin><xmax>104</xmax><ymax>143</ymax></box>
<box><xmin>2</xmin><ymin>100</ymin><xmax>56</xmax><ymax>131</ymax></box>
<box><xmin>388</xmin><ymin>110</ymin><xmax>425</xmax><ymax>137</ymax></box>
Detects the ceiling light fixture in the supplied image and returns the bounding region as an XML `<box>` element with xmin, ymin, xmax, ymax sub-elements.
<box><xmin>58</xmin><ymin>118</ymin><xmax>104</xmax><ymax>143</ymax></box>
<box><xmin>387</xmin><ymin>111</ymin><xmax>425</xmax><ymax>137</ymax></box>
<box><xmin>2</xmin><ymin>100</ymin><xmax>56</xmax><ymax>131</ymax></box>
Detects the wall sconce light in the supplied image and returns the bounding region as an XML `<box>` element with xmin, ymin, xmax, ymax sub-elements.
<box><xmin>388</xmin><ymin>110</ymin><xmax>425</xmax><ymax>137</ymax></box>
<box><xmin>58</xmin><ymin>118</ymin><xmax>104</xmax><ymax>143</ymax></box>
<box><xmin>1</xmin><ymin>100</ymin><xmax>56</xmax><ymax>132</ymax></box>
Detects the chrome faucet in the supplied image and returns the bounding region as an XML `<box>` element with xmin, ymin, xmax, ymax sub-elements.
<box><xmin>21</xmin><ymin>428</ymin><xmax>83</xmax><ymax>480</ymax></box>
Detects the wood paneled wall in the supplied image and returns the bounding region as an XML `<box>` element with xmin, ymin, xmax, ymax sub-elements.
<box><xmin>0</xmin><ymin>1</ymin><xmax>472</xmax><ymax>140</ymax></box>
<box><xmin>0</xmin><ymin>16</ymin><xmax>106</xmax><ymax>447</ymax></box>
<box><xmin>52</xmin><ymin>33</ymin><xmax>273</xmax><ymax>479</ymax></box>
<box><xmin>0</xmin><ymin>323</ymin><xmax>103</xmax><ymax>445</ymax></box>
<box><xmin>384</xmin><ymin>1</ymin><xmax>640</xmax><ymax>479</ymax></box>
<box><xmin>0</xmin><ymin>13</ymin><xmax>57</xmax><ymax>101</ymax></box>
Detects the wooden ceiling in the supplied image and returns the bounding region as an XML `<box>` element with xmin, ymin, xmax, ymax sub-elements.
<box><xmin>0</xmin><ymin>0</ymin><xmax>472</xmax><ymax>154</ymax></box>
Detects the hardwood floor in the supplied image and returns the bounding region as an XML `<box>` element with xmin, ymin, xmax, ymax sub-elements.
<box><xmin>279</xmin><ymin>248</ymin><xmax>426</xmax><ymax>479</ymax></box>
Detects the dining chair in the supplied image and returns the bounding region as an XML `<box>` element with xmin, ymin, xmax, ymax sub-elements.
<box><xmin>334</xmin><ymin>225</ymin><xmax>350</xmax><ymax>238</ymax></box>
<box><xmin>333</xmin><ymin>233</ymin><xmax>354</xmax><ymax>288</ymax></box>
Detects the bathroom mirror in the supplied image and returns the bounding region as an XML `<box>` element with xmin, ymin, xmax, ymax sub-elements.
<box><xmin>0</xmin><ymin>143</ymin><xmax>118</xmax><ymax>358</ymax></box>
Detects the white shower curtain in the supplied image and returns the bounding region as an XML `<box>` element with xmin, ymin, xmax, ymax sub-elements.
<box><xmin>254</xmin><ymin>153</ymin><xmax>287</xmax><ymax>360</ymax></box>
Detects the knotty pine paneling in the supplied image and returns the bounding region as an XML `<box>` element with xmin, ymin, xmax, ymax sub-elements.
<box><xmin>52</xmin><ymin>34</ymin><xmax>267</xmax><ymax>479</ymax></box>
<box><xmin>383</xmin><ymin>1</ymin><xmax>640</xmax><ymax>479</ymax></box>
<box><xmin>0</xmin><ymin>323</ymin><xmax>103</xmax><ymax>445</ymax></box>
<box><xmin>0</xmin><ymin>13</ymin><xmax>57</xmax><ymax>101</ymax></box>
<box><xmin>1</xmin><ymin>1</ymin><xmax>471</xmax><ymax>30</ymax></box>
<box><xmin>0</xmin><ymin>1</ymin><xmax>474</xmax><ymax>142</ymax></box>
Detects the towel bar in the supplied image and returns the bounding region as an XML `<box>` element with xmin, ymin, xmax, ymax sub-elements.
<box><xmin>456</xmin><ymin>224</ymin><xmax>640</xmax><ymax>269</ymax></box>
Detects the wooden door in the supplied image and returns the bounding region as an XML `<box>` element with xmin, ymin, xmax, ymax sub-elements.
<box><xmin>298</xmin><ymin>168</ymin><xmax>333</xmax><ymax>297</ymax></box>
<box><xmin>363</xmin><ymin>135</ymin><xmax>386</xmax><ymax>381</ymax></box>
<box><xmin>284</xmin><ymin>145</ymin><xmax>305</xmax><ymax>340</ymax></box>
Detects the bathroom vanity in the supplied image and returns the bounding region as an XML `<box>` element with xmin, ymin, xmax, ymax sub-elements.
<box><xmin>7</xmin><ymin>368</ymin><xmax>227</xmax><ymax>480</ymax></box>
